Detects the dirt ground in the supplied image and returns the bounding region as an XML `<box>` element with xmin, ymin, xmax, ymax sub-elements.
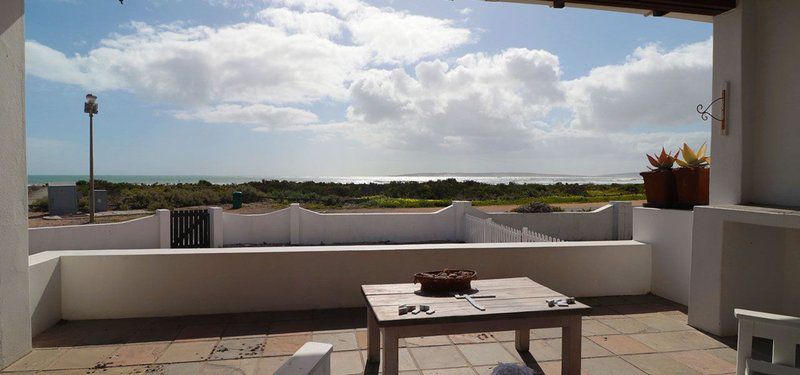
<box><xmin>28</xmin><ymin>200</ymin><xmax>645</xmax><ymax>227</ymax></box>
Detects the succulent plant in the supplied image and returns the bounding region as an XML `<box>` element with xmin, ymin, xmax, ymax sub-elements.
<box><xmin>647</xmin><ymin>148</ymin><xmax>679</xmax><ymax>170</ymax></box>
<box><xmin>676</xmin><ymin>143</ymin><xmax>710</xmax><ymax>168</ymax></box>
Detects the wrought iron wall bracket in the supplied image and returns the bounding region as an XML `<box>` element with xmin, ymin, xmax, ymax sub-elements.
<box><xmin>697</xmin><ymin>84</ymin><xmax>728</xmax><ymax>135</ymax></box>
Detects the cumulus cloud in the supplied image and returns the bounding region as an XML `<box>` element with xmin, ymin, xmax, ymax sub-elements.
<box><xmin>338</xmin><ymin>40</ymin><xmax>711</xmax><ymax>168</ymax></box>
<box><xmin>565</xmin><ymin>39</ymin><xmax>712</xmax><ymax>130</ymax></box>
<box><xmin>26</xmin><ymin>0</ymin><xmax>471</xmax><ymax>126</ymax></box>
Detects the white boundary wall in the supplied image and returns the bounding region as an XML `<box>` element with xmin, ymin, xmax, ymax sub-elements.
<box><xmin>29</xmin><ymin>201</ymin><xmax>634</xmax><ymax>252</ymax></box>
<box><xmin>632</xmin><ymin>207</ymin><xmax>693</xmax><ymax>305</ymax></box>
<box><xmin>28</xmin><ymin>210</ymin><xmax>169</xmax><ymax>254</ymax></box>
<box><xmin>475</xmin><ymin>202</ymin><xmax>632</xmax><ymax>241</ymax></box>
<box><xmin>28</xmin><ymin>241</ymin><xmax>651</xmax><ymax>323</ymax></box>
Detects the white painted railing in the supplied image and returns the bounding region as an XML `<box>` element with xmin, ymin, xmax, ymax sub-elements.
<box><xmin>466</xmin><ymin>215</ymin><xmax>561</xmax><ymax>243</ymax></box>
<box><xmin>735</xmin><ymin>309</ymin><xmax>800</xmax><ymax>375</ymax></box>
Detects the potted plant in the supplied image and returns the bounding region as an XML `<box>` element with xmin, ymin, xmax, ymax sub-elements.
<box><xmin>640</xmin><ymin>148</ymin><xmax>678</xmax><ymax>208</ymax></box>
<box><xmin>675</xmin><ymin>143</ymin><xmax>710</xmax><ymax>208</ymax></box>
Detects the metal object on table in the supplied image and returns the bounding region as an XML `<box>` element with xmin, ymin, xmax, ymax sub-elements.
<box><xmin>546</xmin><ymin>297</ymin><xmax>576</xmax><ymax>308</ymax></box>
<box><xmin>453</xmin><ymin>294</ymin><xmax>496</xmax><ymax>311</ymax></box>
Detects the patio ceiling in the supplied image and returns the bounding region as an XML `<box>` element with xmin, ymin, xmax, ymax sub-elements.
<box><xmin>485</xmin><ymin>0</ymin><xmax>736</xmax><ymax>21</ymax></box>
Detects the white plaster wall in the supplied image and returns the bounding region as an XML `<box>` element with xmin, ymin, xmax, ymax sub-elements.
<box><xmin>748</xmin><ymin>1</ymin><xmax>800</xmax><ymax>207</ymax></box>
<box><xmin>223</xmin><ymin>208</ymin><xmax>290</xmax><ymax>246</ymax></box>
<box><xmin>484</xmin><ymin>205</ymin><xmax>615</xmax><ymax>241</ymax></box>
<box><xmin>632</xmin><ymin>208</ymin><xmax>693</xmax><ymax>305</ymax></box>
<box><xmin>0</xmin><ymin>0</ymin><xmax>32</xmax><ymax>366</ymax></box>
<box><xmin>52</xmin><ymin>241</ymin><xmax>651</xmax><ymax>320</ymax></box>
<box><xmin>711</xmin><ymin>0</ymin><xmax>800</xmax><ymax>207</ymax></box>
<box><xmin>28</xmin><ymin>254</ymin><xmax>61</xmax><ymax>337</ymax></box>
<box><xmin>689</xmin><ymin>205</ymin><xmax>800</xmax><ymax>335</ymax></box>
<box><xmin>28</xmin><ymin>215</ymin><xmax>160</xmax><ymax>254</ymax></box>
<box><xmin>297</xmin><ymin>206</ymin><xmax>458</xmax><ymax>245</ymax></box>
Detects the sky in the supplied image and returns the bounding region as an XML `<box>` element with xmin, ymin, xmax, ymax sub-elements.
<box><xmin>25</xmin><ymin>0</ymin><xmax>712</xmax><ymax>177</ymax></box>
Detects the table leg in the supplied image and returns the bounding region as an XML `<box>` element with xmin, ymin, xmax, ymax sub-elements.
<box><xmin>561</xmin><ymin>315</ymin><xmax>582</xmax><ymax>375</ymax></box>
<box><xmin>515</xmin><ymin>328</ymin><xmax>530</xmax><ymax>351</ymax></box>
<box><xmin>367</xmin><ymin>308</ymin><xmax>380</xmax><ymax>363</ymax></box>
<box><xmin>382</xmin><ymin>327</ymin><xmax>400</xmax><ymax>375</ymax></box>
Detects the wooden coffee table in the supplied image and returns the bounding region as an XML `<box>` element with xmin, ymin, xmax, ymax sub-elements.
<box><xmin>362</xmin><ymin>277</ymin><xmax>590</xmax><ymax>375</ymax></box>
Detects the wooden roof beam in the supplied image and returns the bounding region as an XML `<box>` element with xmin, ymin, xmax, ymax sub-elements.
<box><xmin>553</xmin><ymin>0</ymin><xmax>565</xmax><ymax>8</ymax></box>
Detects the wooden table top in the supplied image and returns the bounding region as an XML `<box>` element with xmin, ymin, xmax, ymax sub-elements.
<box><xmin>362</xmin><ymin>277</ymin><xmax>591</xmax><ymax>327</ymax></box>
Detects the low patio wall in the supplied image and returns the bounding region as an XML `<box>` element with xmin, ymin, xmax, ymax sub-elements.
<box><xmin>479</xmin><ymin>202</ymin><xmax>632</xmax><ymax>241</ymax></box>
<box><xmin>632</xmin><ymin>207</ymin><xmax>693</xmax><ymax>305</ymax></box>
<box><xmin>29</xmin><ymin>241</ymin><xmax>651</xmax><ymax>323</ymax></box>
<box><xmin>28</xmin><ymin>210</ymin><xmax>169</xmax><ymax>254</ymax></box>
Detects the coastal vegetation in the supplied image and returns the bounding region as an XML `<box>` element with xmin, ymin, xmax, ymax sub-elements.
<box><xmin>30</xmin><ymin>179</ymin><xmax>644</xmax><ymax>212</ymax></box>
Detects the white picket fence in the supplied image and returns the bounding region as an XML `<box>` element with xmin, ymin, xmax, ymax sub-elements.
<box><xmin>466</xmin><ymin>215</ymin><xmax>561</xmax><ymax>243</ymax></box>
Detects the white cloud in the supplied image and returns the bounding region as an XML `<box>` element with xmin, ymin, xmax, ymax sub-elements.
<box><xmin>565</xmin><ymin>38</ymin><xmax>712</xmax><ymax>130</ymax></box>
<box><xmin>173</xmin><ymin>104</ymin><xmax>319</xmax><ymax>130</ymax></box>
<box><xmin>27</xmin><ymin>0</ymin><xmax>471</xmax><ymax>128</ymax></box>
<box><xmin>459</xmin><ymin>7</ymin><xmax>473</xmax><ymax>15</ymax></box>
<box><xmin>337</xmin><ymin>41</ymin><xmax>711</xmax><ymax>170</ymax></box>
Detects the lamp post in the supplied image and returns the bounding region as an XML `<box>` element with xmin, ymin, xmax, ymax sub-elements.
<box><xmin>84</xmin><ymin>94</ymin><xmax>99</xmax><ymax>223</ymax></box>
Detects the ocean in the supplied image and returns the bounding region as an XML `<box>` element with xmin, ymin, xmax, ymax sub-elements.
<box><xmin>28</xmin><ymin>174</ymin><xmax>642</xmax><ymax>186</ymax></box>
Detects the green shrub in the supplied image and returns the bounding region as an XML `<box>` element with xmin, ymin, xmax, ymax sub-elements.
<box><xmin>511</xmin><ymin>201</ymin><xmax>563</xmax><ymax>213</ymax></box>
<box><xmin>30</xmin><ymin>198</ymin><xmax>48</xmax><ymax>212</ymax></box>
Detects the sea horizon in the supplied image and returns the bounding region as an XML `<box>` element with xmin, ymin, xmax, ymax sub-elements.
<box><xmin>28</xmin><ymin>173</ymin><xmax>642</xmax><ymax>186</ymax></box>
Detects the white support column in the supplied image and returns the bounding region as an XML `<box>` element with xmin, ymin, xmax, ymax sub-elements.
<box><xmin>452</xmin><ymin>201</ymin><xmax>471</xmax><ymax>242</ymax></box>
<box><xmin>0</xmin><ymin>0</ymin><xmax>32</xmax><ymax>366</ymax></box>
<box><xmin>208</xmin><ymin>207</ymin><xmax>224</xmax><ymax>248</ymax></box>
<box><xmin>290</xmin><ymin>203</ymin><xmax>301</xmax><ymax>245</ymax></box>
<box><xmin>156</xmin><ymin>209</ymin><xmax>171</xmax><ymax>249</ymax></box>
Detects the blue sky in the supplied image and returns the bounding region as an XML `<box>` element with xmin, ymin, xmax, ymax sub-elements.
<box><xmin>25</xmin><ymin>0</ymin><xmax>712</xmax><ymax>176</ymax></box>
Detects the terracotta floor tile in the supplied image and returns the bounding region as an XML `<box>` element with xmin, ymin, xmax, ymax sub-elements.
<box><xmin>421</xmin><ymin>368</ymin><xmax>477</xmax><ymax>375</ymax></box>
<box><xmin>667</xmin><ymin>350</ymin><xmax>737</xmax><ymax>374</ymax></box>
<box><xmin>404</xmin><ymin>335</ymin><xmax>452</xmax><ymax>347</ymax></box>
<box><xmin>360</xmin><ymin>348</ymin><xmax>417</xmax><ymax>371</ymax></box>
<box><xmin>457</xmin><ymin>343</ymin><xmax>517</xmax><ymax>366</ymax></box>
<box><xmin>634</xmin><ymin>314</ymin><xmax>693</xmax><ymax>332</ymax></box>
<box><xmin>311</xmin><ymin>331</ymin><xmax>359</xmax><ymax>351</ymax></box>
<box><xmin>254</xmin><ymin>356</ymin><xmax>291</xmax><ymax>373</ymax></box>
<box><xmin>209</xmin><ymin>337</ymin><xmax>265</xmax><ymax>360</ymax></box>
<box><xmin>45</xmin><ymin>345</ymin><xmax>119</xmax><ymax>370</ymax></box>
<box><xmin>597</xmin><ymin>318</ymin><xmax>658</xmax><ymax>334</ymax></box>
<box><xmin>221</xmin><ymin>323</ymin><xmax>268</xmax><ymax>339</ymax></box>
<box><xmin>631</xmin><ymin>331</ymin><xmax>726</xmax><ymax>352</ymax></box>
<box><xmin>623</xmin><ymin>353</ymin><xmax>703</xmax><ymax>375</ymax></box>
<box><xmin>106</xmin><ymin>342</ymin><xmax>169</xmax><ymax>366</ymax></box>
<box><xmin>208</xmin><ymin>357</ymin><xmax>261</xmax><ymax>375</ymax></box>
<box><xmin>489</xmin><ymin>331</ymin><xmax>515</xmax><ymax>342</ymax></box>
<box><xmin>582</xmin><ymin>320</ymin><xmax>619</xmax><ymax>336</ymax></box>
<box><xmin>409</xmin><ymin>345</ymin><xmax>469</xmax><ymax>370</ymax></box>
<box><xmin>531</xmin><ymin>327</ymin><xmax>562</xmax><ymax>339</ymax></box>
<box><xmin>267</xmin><ymin>320</ymin><xmax>314</xmax><ymax>336</ymax></box>
<box><xmin>590</xmin><ymin>335</ymin><xmax>656</xmax><ymax>355</ymax></box>
<box><xmin>263</xmin><ymin>333</ymin><xmax>311</xmax><ymax>356</ymax></box>
<box><xmin>127</xmin><ymin>327</ymin><xmax>181</xmax><ymax>343</ymax></box>
<box><xmin>155</xmin><ymin>340</ymin><xmax>218</xmax><ymax>364</ymax></box>
<box><xmin>706</xmin><ymin>347</ymin><xmax>738</xmax><ymax>365</ymax></box>
<box><xmin>175</xmin><ymin>324</ymin><xmax>226</xmax><ymax>341</ymax></box>
<box><xmin>330</xmin><ymin>350</ymin><xmax>363</xmax><ymax>375</ymax></box>
<box><xmin>582</xmin><ymin>356</ymin><xmax>646</xmax><ymax>375</ymax></box>
<box><xmin>2</xmin><ymin>348</ymin><xmax>64</xmax><ymax>371</ymax></box>
<box><xmin>449</xmin><ymin>333</ymin><xmax>496</xmax><ymax>345</ymax></box>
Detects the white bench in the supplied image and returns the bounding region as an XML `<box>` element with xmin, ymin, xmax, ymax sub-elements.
<box><xmin>735</xmin><ymin>309</ymin><xmax>800</xmax><ymax>375</ymax></box>
<box><xmin>274</xmin><ymin>342</ymin><xmax>334</xmax><ymax>375</ymax></box>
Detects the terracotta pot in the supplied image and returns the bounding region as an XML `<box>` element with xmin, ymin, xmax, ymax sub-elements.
<box><xmin>640</xmin><ymin>170</ymin><xmax>677</xmax><ymax>208</ymax></box>
<box><xmin>674</xmin><ymin>167</ymin><xmax>710</xmax><ymax>208</ymax></box>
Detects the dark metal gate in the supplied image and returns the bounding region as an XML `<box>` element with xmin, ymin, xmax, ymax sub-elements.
<box><xmin>170</xmin><ymin>209</ymin><xmax>210</xmax><ymax>248</ymax></box>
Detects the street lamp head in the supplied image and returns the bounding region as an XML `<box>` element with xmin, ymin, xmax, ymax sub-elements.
<box><xmin>84</xmin><ymin>94</ymin><xmax>99</xmax><ymax>114</ymax></box>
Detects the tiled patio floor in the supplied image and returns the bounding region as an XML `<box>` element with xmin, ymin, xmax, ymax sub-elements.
<box><xmin>2</xmin><ymin>295</ymin><xmax>739</xmax><ymax>374</ymax></box>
